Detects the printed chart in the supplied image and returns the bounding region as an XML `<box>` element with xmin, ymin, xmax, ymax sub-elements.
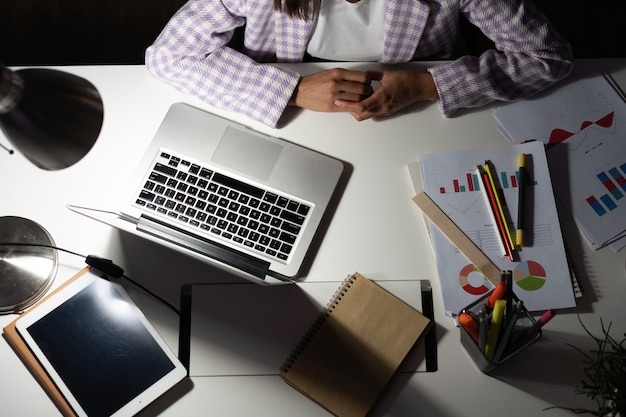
<box><xmin>586</xmin><ymin>162</ymin><xmax>626</xmax><ymax>216</ymax></box>
<box><xmin>513</xmin><ymin>260</ymin><xmax>547</xmax><ymax>291</ymax></box>
<box><xmin>458</xmin><ymin>259</ymin><xmax>547</xmax><ymax>296</ymax></box>
<box><xmin>416</xmin><ymin>141</ymin><xmax>575</xmax><ymax>316</ymax></box>
<box><xmin>459</xmin><ymin>264</ymin><xmax>490</xmax><ymax>295</ymax></box>
<box><xmin>546</xmin><ymin>106</ymin><xmax>626</xmax><ymax>249</ymax></box>
<box><xmin>548</xmin><ymin>111</ymin><xmax>615</xmax><ymax>147</ymax></box>
<box><xmin>493</xmin><ymin>63</ymin><xmax>626</xmax><ymax>250</ymax></box>
<box><xmin>437</xmin><ymin>170</ymin><xmax>536</xmax><ymax>194</ymax></box>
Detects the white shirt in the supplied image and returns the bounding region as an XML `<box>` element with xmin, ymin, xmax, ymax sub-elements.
<box><xmin>307</xmin><ymin>0</ymin><xmax>385</xmax><ymax>61</ymax></box>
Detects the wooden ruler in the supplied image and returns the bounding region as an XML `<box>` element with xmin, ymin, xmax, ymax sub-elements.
<box><xmin>413</xmin><ymin>191</ymin><xmax>500</xmax><ymax>286</ymax></box>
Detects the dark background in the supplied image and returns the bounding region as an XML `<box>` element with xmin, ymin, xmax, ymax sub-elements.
<box><xmin>1</xmin><ymin>0</ymin><xmax>624</xmax><ymax>66</ymax></box>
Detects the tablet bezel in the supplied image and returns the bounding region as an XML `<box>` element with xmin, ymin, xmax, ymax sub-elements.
<box><xmin>15</xmin><ymin>270</ymin><xmax>186</xmax><ymax>417</ymax></box>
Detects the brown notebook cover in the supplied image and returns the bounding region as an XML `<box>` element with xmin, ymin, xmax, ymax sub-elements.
<box><xmin>279</xmin><ymin>272</ymin><xmax>432</xmax><ymax>417</ymax></box>
<box><xmin>2</xmin><ymin>267</ymin><xmax>91</xmax><ymax>417</ymax></box>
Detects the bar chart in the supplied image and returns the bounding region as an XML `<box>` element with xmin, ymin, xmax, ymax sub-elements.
<box><xmin>438</xmin><ymin>170</ymin><xmax>536</xmax><ymax>194</ymax></box>
<box><xmin>585</xmin><ymin>162</ymin><xmax>626</xmax><ymax>216</ymax></box>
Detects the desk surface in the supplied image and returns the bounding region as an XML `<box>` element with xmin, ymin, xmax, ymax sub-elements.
<box><xmin>2</xmin><ymin>60</ymin><xmax>626</xmax><ymax>417</ymax></box>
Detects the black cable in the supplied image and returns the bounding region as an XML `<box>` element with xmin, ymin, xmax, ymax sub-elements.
<box><xmin>118</xmin><ymin>273</ymin><xmax>180</xmax><ymax>316</ymax></box>
<box><xmin>1</xmin><ymin>242</ymin><xmax>84</xmax><ymax>259</ymax></box>
<box><xmin>0</xmin><ymin>242</ymin><xmax>180</xmax><ymax>315</ymax></box>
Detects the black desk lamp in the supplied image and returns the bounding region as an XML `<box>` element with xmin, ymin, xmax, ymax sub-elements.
<box><xmin>0</xmin><ymin>64</ymin><xmax>103</xmax><ymax>169</ymax></box>
<box><xmin>0</xmin><ymin>64</ymin><xmax>104</xmax><ymax>312</ymax></box>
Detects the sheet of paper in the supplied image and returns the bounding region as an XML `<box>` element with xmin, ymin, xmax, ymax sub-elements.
<box><xmin>493</xmin><ymin>63</ymin><xmax>616</xmax><ymax>144</ymax></box>
<box><xmin>493</xmin><ymin>63</ymin><xmax>626</xmax><ymax>251</ymax></box>
<box><xmin>414</xmin><ymin>141</ymin><xmax>576</xmax><ymax>316</ymax></box>
<box><xmin>547</xmin><ymin>124</ymin><xmax>626</xmax><ymax>251</ymax></box>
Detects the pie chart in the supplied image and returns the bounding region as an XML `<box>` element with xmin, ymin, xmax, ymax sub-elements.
<box><xmin>513</xmin><ymin>260</ymin><xmax>547</xmax><ymax>291</ymax></box>
<box><xmin>459</xmin><ymin>264</ymin><xmax>490</xmax><ymax>295</ymax></box>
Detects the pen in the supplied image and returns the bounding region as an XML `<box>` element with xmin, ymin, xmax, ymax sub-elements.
<box><xmin>478</xmin><ymin>311</ymin><xmax>487</xmax><ymax>352</ymax></box>
<box><xmin>420</xmin><ymin>280</ymin><xmax>438</xmax><ymax>372</ymax></box>
<box><xmin>502</xmin><ymin>270</ymin><xmax>513</xmax><ymax>323</ymax></box>
<box><xmin>523</xmin><ymin>308</ymin><xmax>556</xmax><ymax>339</ymax></box>
<box><xmin>509</xmin><ymin>308</ymin><xmax>556</xmax><ymax>352</ymax></box>
<box><xmin>484</xmin><ymin>299</ymin><xmax>506</xmax><ymax>361</ymax></box>
<box><xmin>493</xmin><ymin>300</ymin><xmax>522</xmax><ymax>362</ymax></box>
<box><xmin>484</xmin><ymin>160</ymin><xmax>516</xmax><ymax>251</ymax></box>
<box><xmin>516</xmin><ymin>153</ymin><xmax>527</xmax><ymax>248</ymax></box>
<box><xmin>477</xmin><ymin>165</ymin><xmax>514</xmax><ymax>261</ymax></box>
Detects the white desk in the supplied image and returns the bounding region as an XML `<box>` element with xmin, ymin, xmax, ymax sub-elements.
<box><xmin>1</xmin><ymin>60</ymin><xmax>625</xmax><ymax>417</ymax></box>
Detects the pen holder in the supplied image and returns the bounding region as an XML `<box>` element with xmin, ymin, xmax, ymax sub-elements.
<box><xmin>458</xmin><ymin>291</ymin><xmax>541</xmax><ymax>374</ymax></box>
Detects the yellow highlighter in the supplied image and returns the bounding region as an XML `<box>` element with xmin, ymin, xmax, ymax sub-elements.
<box><xmin>484</xmin><ymin>299</ymin><xmax>506</xmax><ymax>361</ymax></box>
<box><xmin>516</xmin><ymin>153</ymin><xmax>527</xmax><ymax>248</ymax></box>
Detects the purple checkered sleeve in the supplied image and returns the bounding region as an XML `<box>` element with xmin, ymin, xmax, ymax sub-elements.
<box><xmin>429</xmin><ymin>0</ymin><xmax>573</xmax><ymax>116</ymax></box>
<box><xmin>145</xmin><ymin>0</ymin><xmax>301</xmax><ymax>127</ymax></box>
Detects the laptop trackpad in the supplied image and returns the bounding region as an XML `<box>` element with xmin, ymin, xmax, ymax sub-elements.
<box><xmin>212</xmin><ymin>127</ymin><xmax>282</xmax><ymax>181</ymax></box>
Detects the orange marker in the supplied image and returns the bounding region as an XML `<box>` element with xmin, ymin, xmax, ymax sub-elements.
<box><xmin>459</xmin><ymin>312</ymin><xmax>480</xmax><ymax>342</ymax></box>
<box><xmin>485</xmin><ymin>281</ymin><xmax>508</xmax><ymax>311</ymax></box>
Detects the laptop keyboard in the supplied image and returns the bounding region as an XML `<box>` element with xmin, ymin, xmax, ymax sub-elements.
<box><xmin>134</xmin><ymin>150</ymin><xmax>312</xmax><ymax>263</ymax></box>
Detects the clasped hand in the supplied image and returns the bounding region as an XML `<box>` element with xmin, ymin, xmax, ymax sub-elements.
<box><xmin>289</xmin><ymin>68</ymin><xmax>439</xmax><ymax>121</ymax></box>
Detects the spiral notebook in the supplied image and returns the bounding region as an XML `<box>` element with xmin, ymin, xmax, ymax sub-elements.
<box><xmin>279</xmin><ymin>273</ymin><xmax>432</xmax><ymax>417</ymax></box>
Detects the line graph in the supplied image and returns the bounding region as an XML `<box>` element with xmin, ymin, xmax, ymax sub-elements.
<box><xmin>547</xmin><ymin>111</ymin><xmax>615</xmax><ymax>150</ymax></box>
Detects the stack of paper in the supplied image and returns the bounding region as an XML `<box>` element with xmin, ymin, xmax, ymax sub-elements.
<box><xmin>408</xmin><ymin>141</ymin><xmax>576</xmax><ymax>317</ymax></box>
<box><xmin>493</xmin><ymin>63</ymin><xmax>626</xmax><ymax>252</ymax></box>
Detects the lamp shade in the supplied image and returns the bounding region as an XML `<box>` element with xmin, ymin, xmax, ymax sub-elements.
<box><xmin>0</xmin><ymin>65</ymin><xmax>103</xmax><ymax>170</ymax></box>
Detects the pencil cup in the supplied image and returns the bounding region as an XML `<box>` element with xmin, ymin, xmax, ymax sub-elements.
<box><xmin>458</xmin><ymin>291</ymin><xmax>541</xmax><ymax>374</ymax></box>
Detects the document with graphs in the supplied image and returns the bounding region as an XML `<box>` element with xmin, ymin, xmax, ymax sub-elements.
<box><xmin>493</xmin><ymin>62</ymin><xmax>626</xmax><ymax>251</ymax></box>
<box><xmin>408</xmin><ymin>141</ymin><xmax>576</xmax><ymax>317</ymax></box>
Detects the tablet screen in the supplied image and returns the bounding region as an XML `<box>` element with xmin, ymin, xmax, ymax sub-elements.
<box><xmin>17</xmin><ymin>274</ymin><xmax>185</xmax><ymax>417</ymax></box>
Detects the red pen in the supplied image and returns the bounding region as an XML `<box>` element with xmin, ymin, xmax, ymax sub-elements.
<box><xmin>524</xmin><ymin>309</ymin><xmax>556</xmax><ymax>337</ymax></box>
<box><xmin>477</xmin><ymin>165</ymin><xmax>514</xmax><ymax>261</ymax></box>
<box><xmin>509</xmin><ymin>309</ymin><xmax>556</xmax><ymax>352</ymax></box>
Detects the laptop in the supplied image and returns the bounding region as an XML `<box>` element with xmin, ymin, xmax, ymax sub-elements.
<box><xmin>70</xmin><ymin>103</ymin><xmax>344</xmax><ymax>284</ymax></box>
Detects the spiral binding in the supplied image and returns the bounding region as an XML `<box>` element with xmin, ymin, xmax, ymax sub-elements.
<box><xmin>279</xmin><ymin>273</ymin><xmax>358</xmax><ymax>373</ymax></box>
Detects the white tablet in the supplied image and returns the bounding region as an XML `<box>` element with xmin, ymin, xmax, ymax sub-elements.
<box><xmin>16</xmin><ymin>271</ymin><xmax>187</xmax><ymax>417</ymax></box>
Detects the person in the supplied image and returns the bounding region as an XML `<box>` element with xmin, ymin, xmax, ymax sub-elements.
<box><xmin>145</xmin><ymin>0</ymin><xmax>573</xmax><ymax>128</ymax></box>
